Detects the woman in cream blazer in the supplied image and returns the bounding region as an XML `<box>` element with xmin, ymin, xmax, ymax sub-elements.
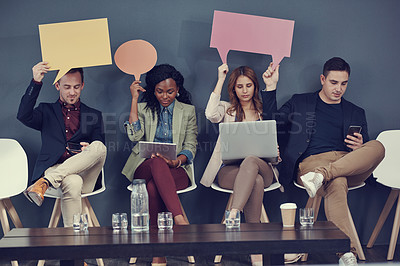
<box><xmin>200</xmin><ymin>63</ymin><xmax>280</xmax><ymax>266</ymax></box>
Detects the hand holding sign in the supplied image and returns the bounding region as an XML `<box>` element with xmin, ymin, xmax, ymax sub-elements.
<box><xmin>39</xmin><ymin>18</ymin><xmax>112</xmax><ymax>84</ymax></box>
<box><xmin>114</xmin><ymin>40</ymin><xmax>157</xmax><ymax>81</ymax></box>
<box><xmin>210</xmin><ymin>10</ymin><xmax>295</xmax><ymax>68</ymax></box>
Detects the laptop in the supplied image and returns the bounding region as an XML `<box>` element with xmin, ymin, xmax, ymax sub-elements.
<box><xmin>139</xmin><ymin>141</ymin><xmax>177</xmax><ymax>160</ymax></box>
<box><xmin>219</xmin><ymin>120</ymin><xmax>278</xmax><ymax>164</ymax></box>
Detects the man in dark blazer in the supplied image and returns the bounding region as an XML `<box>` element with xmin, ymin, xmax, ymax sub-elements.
<box><xmin>17</xmin><ymin>62</ymin><xmax>106</xmax><ymax>227</ymax></box>
<box><xmin>262</xmin><ymin>57</ymin><xmax>384</xmax><ymax>260</ymax></box>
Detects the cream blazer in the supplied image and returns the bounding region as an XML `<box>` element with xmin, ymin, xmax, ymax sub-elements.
<box><xmin>122</xmin><ymin>100</ymin><xmax>198</xmax><ymax>185</ymax></box>
<box><xmin>200</xmin><ymin>92</ymin><xmax>279</xmax><ymax>188</ymax></box>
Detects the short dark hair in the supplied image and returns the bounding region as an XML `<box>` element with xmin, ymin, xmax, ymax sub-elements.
<box><xmin>56</xmin><ymin>68</ymin><xmax>84</xmax><ymax>83</ymax></box>
<box><xmin>323</xmin><ymin>57</ymin><xmax>350</xmax><ymax>77</ymax></box>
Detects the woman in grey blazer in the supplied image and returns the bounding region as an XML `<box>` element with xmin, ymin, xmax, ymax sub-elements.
<box><xmin>122</xmin><ymin>64</ymin><xmax>197</xmax><ymax>265</ymax></box>
<box><xmin>200</xmin><ymin>63</ymin><xmax>280</xmax><ymax>266</ymax></box>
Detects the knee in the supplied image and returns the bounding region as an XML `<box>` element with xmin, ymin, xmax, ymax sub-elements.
<box><xmin>62</xmin><ymin>175</ymin><xmax>83</xmax><ymax>198</ymax></box>
<box><xmin>89</xmin><ymin>141</ymin><xmax>107</xmax><ymax>157</ymax></box>
<box><xmin>149</xmin><ymin>157</ymin><xmax>167</xmax><ymax>167</ymax></box>
<box><xmin>254</xmin><ymin>175</ymin><xmax>264</xmax><ymax>189</ymax></box>
<box><xmin>368</xmin><ymin>140</ymin><xmax>385</xmax><ymax>160</ymax></box>
<box><xmin>241</xmin><ymin>156</ymin><xmax>259</xmax><ymax>168</ymax></box>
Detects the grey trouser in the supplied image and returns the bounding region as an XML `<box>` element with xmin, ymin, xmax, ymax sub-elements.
<box><xmin>218</xmin><ymin>156</ymin><xmax>274</xmax><ymax>223</ymax></box>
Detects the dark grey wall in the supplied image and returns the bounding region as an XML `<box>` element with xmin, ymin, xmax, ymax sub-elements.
<box><xmin>1</xmin><ymin>0</ymin><xmax>399</xmax><ymax>246</ymax></box>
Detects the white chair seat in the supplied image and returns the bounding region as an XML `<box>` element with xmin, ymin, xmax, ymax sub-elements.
<box><xmin>211</xmin><ymin>180</ymin><xmax>282</xmax><ymax>194</ymax></box>
<box><xmin>0</xmin><ymin>139</ymin><xmax>28</xmax><ymax>266</ymax></box>
<box><xmin>367</xmin><ymin>130</ymin><xmax>400</xmax><ymax>260</ymax></box>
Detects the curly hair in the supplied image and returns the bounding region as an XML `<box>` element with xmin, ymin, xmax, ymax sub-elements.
<box><xmin>226</xmin><ymin>66</ymin><xmax>263</xmax><ymax>121</ymax></box>
<box><xmin>141</xmin><ymin>64</ymin><xmax>192</xmax><ymax>119</ymax></box>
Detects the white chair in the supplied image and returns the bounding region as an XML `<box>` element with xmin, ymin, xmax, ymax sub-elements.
<box><xmin>37</xmin><ymin>169</ymin><xmax>106</xmax><ymax>266</ymax></box>
<box><xmin>294</xmin><ymin>181</ymin><xmax>366</xmax><ymax>261</ymax></box>
<box><xmin>0</xmin><ymin>139</ymin><xmax>28</xmax><ymax>266</ymax></box>
<box><xmin>128</xmin><ymin>165</ymin><xmax>197</xmax><ymax>264</ymax></box>
<box><xmin>367</xmin><ymin>130</ymin><xmax>400</xmax><ymax>260</ymax></box>
<box><xmin>211</xmin><ymin>173</ymin><xmax>283</xmax><ymax>264</ymax></box>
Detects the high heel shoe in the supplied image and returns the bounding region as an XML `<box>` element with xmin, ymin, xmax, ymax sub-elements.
<box><xmin>284</xmin><ymin>253</ymin><xmax>304</xmax><ymax>264</ymax></box>
<box><xmin>151</xmin><ymin>257</ymin><xmax>167</xmax><ymax>266</ymax></box>
<box><xmin>251</xmin><ymin>254</ymin><xmax>263</xmax><ymax>266</ymax></box>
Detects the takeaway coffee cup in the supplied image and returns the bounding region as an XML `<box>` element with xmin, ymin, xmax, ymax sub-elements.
<box><xmin>280</xmin><ymin>203</ymin><xmax>297</xmax><ymax>227</ymax></box>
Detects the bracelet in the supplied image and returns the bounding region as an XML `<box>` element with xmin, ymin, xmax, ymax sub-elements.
<box><xmin>176</xmin><ymin>159</ymin><xmax>182</xmax><ymax>168</ymax></box>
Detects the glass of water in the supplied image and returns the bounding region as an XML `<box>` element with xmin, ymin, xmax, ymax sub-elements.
<box><xmin>225</xmin><ymin>210</ymin><xmax>240</xmax><ymax>229</ymax></box>
<box><xmin>157</xmin><ymin>212</ymin><xmax>173</xmax><ymax>230</ymax></box>
<box><xmin>299</xmin><ymin>208</ymin><xmax>314</xmax><ymax>226</ymax></box>
<box><xmin>120</xmin><ymin>213</ymin><xmax>128</xmax><ymax>230</ymax></box>
<box><xmin>112</xmin><ymin>213</ymin><xmax>121</xmax><ymax>230</ymax></box>
<box><xmin>73</xmin><ymin>213</ymin><xmax>81</xmax><ymax>232</ymax></box>
<box><xmin>81</xmin><ymin>213</ymin><xmax>89</xmax><ymax>231</ymax></box>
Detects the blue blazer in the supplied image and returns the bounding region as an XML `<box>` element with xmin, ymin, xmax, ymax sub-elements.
<box><xmin>262</xmin><ymin>90</ymin><xmax>369</xmax><ymax>185</ymax></box>
<box><xmin>17</xmin><ymin>80</ymin><xmax>105</xmax><ymax>184</ymax></box>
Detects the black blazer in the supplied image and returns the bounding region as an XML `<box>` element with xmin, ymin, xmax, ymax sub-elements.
<box><xmin>262</xmin><ymin>90</ymin><xmax>369</xmax><ymax>185</ymax></box>
<box><xmin>17</xmin><ymin>80</ymin><xmax>105</xmax><ymax>184</ymax></box>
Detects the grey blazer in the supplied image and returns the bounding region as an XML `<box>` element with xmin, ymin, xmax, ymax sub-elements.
<box><xmin>122</xmin><ymin>100</ymin><xmax>198</xmax><ymax>185</ymax></box>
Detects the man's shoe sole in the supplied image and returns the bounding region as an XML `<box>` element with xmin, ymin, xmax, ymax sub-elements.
<box><xmin>27</xmin><ymin>191</ymin><xmax>44</xmax><ymax>206</ymax></box>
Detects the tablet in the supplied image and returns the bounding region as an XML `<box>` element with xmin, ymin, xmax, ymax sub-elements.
<box><xmin>138</xmin><ymin>141</ymin><xmax>177</xmax><ymax>160</ymax></box>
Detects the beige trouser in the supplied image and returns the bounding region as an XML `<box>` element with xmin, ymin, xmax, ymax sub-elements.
<box><xmin>44</xmin><ymin>141</ymin><xmax>107</xmax><ymax>227</ymax></box>
<box><xmin>218</xmin><ymin>156</ymin><xmax>274</xmax><ymax>223</ymax></box>
<box><xmin>297</xmin><ymin>140</ymin><xmax>385</xmax><ymax>251</ymax></box>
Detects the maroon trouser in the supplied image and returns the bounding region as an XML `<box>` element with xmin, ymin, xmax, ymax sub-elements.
<box><xmin>134</xmin><ymin>157</ymin><xmax>189</xmax><ymax>225</ymax></box>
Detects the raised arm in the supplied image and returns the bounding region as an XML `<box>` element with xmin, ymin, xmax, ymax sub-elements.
<box><xmin>125</xmin><ymin>81</ymin><xmax>146</xmax><ymax>142</ymax></box>
<box><xmin>17</xmin><ymin>62</ymin><xmax>50</xmax><ymax>130</ymax></box>
<box><xmin>205</xmin><ymin>64</ymin><xmax>230</xmax><ymax>123</ymax></box>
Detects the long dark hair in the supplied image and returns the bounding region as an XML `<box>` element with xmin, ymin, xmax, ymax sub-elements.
<box><xmin>226</xmin><ymin>66</ymin><xmax>262</xmax><ymax>121</ymax></box>
<box><xmin>141</xmin><ymin>64</ymin><xmax>192</xmax><ymax>119</ymax></box>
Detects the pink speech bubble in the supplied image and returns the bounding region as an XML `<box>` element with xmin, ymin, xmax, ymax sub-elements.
<box><xmin>114</xmin><ymin>40</ymin><xmax>157</xmax><ymax>81</ymax></box>
<box><xmin>210</xmin><ymin>10</ymin><xmax>295</xmax><ymax>68</ymax></box>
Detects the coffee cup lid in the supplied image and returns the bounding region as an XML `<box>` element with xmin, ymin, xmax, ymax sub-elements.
<box><xmin>280</xmin><ymin>203</ymin><xmax>297</xmax><ymax>209</ymax></box>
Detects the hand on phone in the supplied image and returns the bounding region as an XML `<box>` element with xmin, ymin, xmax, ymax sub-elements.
<box><xmin>345</xmin><ymin>126</ymin><xmax>363</xmax><ymax>150</ymax></box>
<box><xmin>66</xmin><ymin>142</ymin><xmax>82</xmax><ymax>154</ymax></box>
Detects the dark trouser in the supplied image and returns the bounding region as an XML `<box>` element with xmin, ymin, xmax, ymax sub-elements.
<box><xmin>134</xmin><ymin>157</ymin><xmax>189</xmax><ymax>225</ymax></box>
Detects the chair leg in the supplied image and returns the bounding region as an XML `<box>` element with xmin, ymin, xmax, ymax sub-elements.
<box><xmin>347</xmin><ymin>208</ymin><xmax>365</xmax><ymax>260</ymax></box>
<box><xmin>0</xmin><ymin>200</ymin><xmax>18</xmax><ymax>266</ymax></box>
<box><xmin>178</xmin><ymin>199</ymin><xmax>195</xmax><ymax>263</ymax></box>
<box><xmin>367</xmin><ymin>189</ymin><xmax>398</xmax><ymax>248</ymax></box>
<box><xmin>48</xmin><ymin>198</ymin><xmax>62</xmax><ymax>228</ymax></box>
<box><xmin>83</xmin><ymin>198</ymin><xmax>101</xmax><ymax>227</ymax></box>
<box><xmin>179</xmin><ymin>200</ymin><xmax>189</xmax><ymax>223</ymax></box>
<box><xmin>81</xmin><ymin>198</ymin><xmax>104</xmax><ymax>266</ymax></box>
<box><xmin>0</xmin><ymin>200</ymin><xmax>10</xmax><ymax>234</ymax></box>
<box><xmin>3</xmin><ymin>198</ymin><xmax>23</xmax><ymax>228</ymax></box>
<box><xmin>387</xmin><ymin>190</ymin><xmax>400</xmax><ymax>260</ymax></box>
<box><xmin>301</xmin><ymin>196</ymin><xmax>322</xmax><ymax>262</ymax></box>
<box><xmin>215</xmin><ymin>194</ymin><xmax>234</xmax><ymax>263</ymax></box>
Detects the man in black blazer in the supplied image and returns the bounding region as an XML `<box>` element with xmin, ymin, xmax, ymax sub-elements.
<box><xmin>262</xmin><ymin>57</ymin><xmax>384</xmax><ymax>260</ymax></box>
<box><xmin>17</xmin><ymin>62</ymin><xmax>106</xmax><ymax>227</ymax></box>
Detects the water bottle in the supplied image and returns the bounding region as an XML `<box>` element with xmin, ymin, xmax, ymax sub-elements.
<box><xmin>131</xmin><ymin>179</ymin><xmax>149</xmax><ymax>232</ymax></box>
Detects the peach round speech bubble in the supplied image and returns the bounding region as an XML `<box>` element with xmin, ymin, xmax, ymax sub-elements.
<box><xmin>114</xmin><ymin>40</ymin><xmax>157</xmax><ymax>81</ymax></box>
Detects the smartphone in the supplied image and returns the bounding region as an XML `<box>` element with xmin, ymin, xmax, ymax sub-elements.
<box><xmin>67</xmin><ymin>142</ymin><xmax>82</xmax><ymax>153</ymax></box>
<box><xmin>347</xmin><ymin>126</ymin><xmax>362</xmax><ymax>137</ymax></box>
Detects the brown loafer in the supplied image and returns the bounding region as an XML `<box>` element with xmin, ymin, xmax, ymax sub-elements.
<box><xmin>23</xmin><ymin>178</ymin><xmax>49</xmax><ymax>206</ymax></box>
